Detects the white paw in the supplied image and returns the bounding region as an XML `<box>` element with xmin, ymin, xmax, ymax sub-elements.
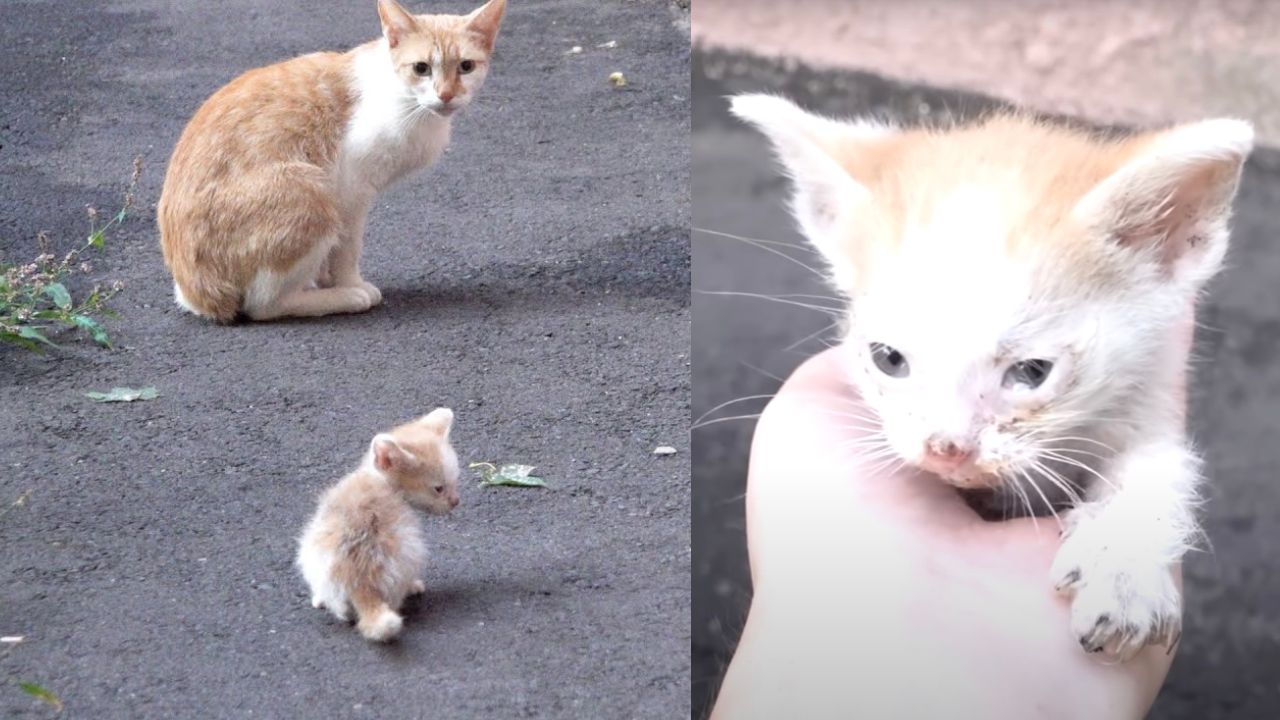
<box><xmin>359</xmin><ymin>609</ymin><xmax>403</xmax><ymax>642</ymax></box>
<box><xmin>337</xmin><ymin>287</ymin><xmax>375</xmax><ymax>313</ymax></box>
<box><xmin>410</xmin><ymin>579</ymin><xmax>426</xmax><ymax>595</ymax></box>
<box><xmin>330</xmin><ymin>603</ymin><xmax>351</xmax><ymax>622</ymax></box>
<box><xmin>311</xmin><ymin>595</ymin><xmax>324</xmax><ymax>610</ymax></box>
<box><xmin>1050</xmin><ymin>515</ymin><xmax>1182</xmax><ymax>660</ymax></box>
<box><xmin>359</xmin><ymin>281</ymin><xmax>383</xmax><ymax>307</ymax></box>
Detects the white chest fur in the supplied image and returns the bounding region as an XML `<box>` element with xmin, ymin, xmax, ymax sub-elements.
<box><xmin>337</xmin><ymin>41</ymin><xmax>452</xmax><ymax>201</ymax></box>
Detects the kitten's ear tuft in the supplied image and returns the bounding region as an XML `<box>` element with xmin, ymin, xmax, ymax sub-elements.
<box><xmin>419</xmin><ymin>407</ymin><xmax>455</xmax><ymax>439</ymax></box>
<box><xmin>1074</xmin><ymin>118</ymin><xmax>1253</xmax><ymax>287</ymax></box>
<box><xmin>465</xmin><ymin>0</ymin><xmax>506</xmax><ymax>52</ymax></box>
<box><xmin>730</xmin><ymin>94</ymin><xmax>887</xmax><ymax>290</ymax></box>
<box><xmin>378</xmin><ymin>0</ymin><xmax>418</xmax><ymax>48</ymax></box>
<box><xmin>372</xmin><ymin>434</ymin><xmax>406</xmax><ymax>472</ymax></box>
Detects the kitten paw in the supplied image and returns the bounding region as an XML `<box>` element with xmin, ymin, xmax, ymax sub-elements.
<box><xmin>1050</xmin><ymin>518</ymin><xmax>1182</xmax><ymax>661</ymax></box>
<box><xmin>358</xmin><ymin>609</ymin><xmax>403</xmax><ymax>642</ymax></box>
<box><xmin>410</xmin><ymin>579</ymin><xmax>426</xmax><ymax>595</ymax></box>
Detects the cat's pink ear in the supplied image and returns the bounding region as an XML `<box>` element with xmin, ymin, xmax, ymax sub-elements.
<box><xmin>1073</xmin><ymin>119</ymin><xmax>1253</xmax><ymax>287</ymax></box>
<box><xmin>418</xmin><ymin>408</ymin><xmax>454</xmax><ymax>439</ymax></box>
<box><xmin>378</xmin><ymin>0</ymin><xmax>418</xmax><ymax>48</ymax></box>
<box><xmin>465</xmin><ymin>0</ymin><xmax>506</xmax><ymax>52</ymax></box>
<box><xmin>730</xmin><ymin>94</ymin><xmax>890</xmax><ymax>291</ymax></box>
<box><xmin>372</xmin><ymin>434</ymin><xmax>407</xmax><ymax>472</ymax></box>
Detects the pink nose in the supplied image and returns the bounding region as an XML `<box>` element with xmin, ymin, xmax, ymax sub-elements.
<box><xmin>448</xmin><ymin>494</ymin><xmax>460</xmax><ymax>508</ymax></box>
<box><xmin>923</xmin><ymin>436</ymin><xmax>974</xmax><ymax>467</ymax></box>
<box><xmin>439</xmin><ymin>92</ymin><xmax>454</xmax><ymax>103</ymax></box>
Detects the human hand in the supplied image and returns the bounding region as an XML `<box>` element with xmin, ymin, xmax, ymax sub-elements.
<box><xmin>711</xmin><ymin>311</ymin><xmax>1196</xmax><ymax>719</ymax></box>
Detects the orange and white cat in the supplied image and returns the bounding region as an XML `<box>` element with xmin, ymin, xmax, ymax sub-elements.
<box><xmin>158</xmin><ymin>0</ymin><xmax>505</xmax><ymax>322</ymax></box>
<box><xmin>297</xmin><ymin>408</ymin><xmax>461</xmax><ymax>642</ymax></box>
<box><xmin>733</xmin><ymin>95</ymin><xmax>1252</xmax><ymax>660</ymax></box>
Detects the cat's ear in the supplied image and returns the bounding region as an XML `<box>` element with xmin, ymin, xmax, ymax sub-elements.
<box><xmin>372</xmin><ymin>434</ymin><xmax>409</xmax><ymax>472</ymax></box>
<box><xmin>378</xmin><ymin>0</ymin><xmax>418</xmax><ymax>48</ymax></box>
<box><xmin>1073</xmin><ymin>118</ymin><xmax>1253</xmax><ymax>287</ymax></box>
<box><xmin>729</xmin><ymin>94</ymin><xmax>889</xmax><ymax>290</ymax></box>
<box><xmin>465</xmin><ymin>0</ymin><xmax>506</xmax><ymax>52</ymax></box>
<box><xmin>418</xmin><ymin>407</ymin><xmax>454</xmax><ymax>439</ymax></box>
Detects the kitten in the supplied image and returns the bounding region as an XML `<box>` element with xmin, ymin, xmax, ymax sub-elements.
<box><xmin>157</xmin><ymin>0</ymin><xmax>506</xmax><ymax>322</ymax></box>
<box><xmin>732</xmin><ymin>94</ymin><xmax>1252</xmax><ymax>660</ymax></box>
<box><xmin>296</xmin><ymin>408</ymin><xmax>461</xmax><ymax>642</ymax></box>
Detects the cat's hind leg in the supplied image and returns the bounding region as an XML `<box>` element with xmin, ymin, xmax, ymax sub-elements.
<box><xmin>351</xmin><ymin>586</ymin><xmax>403</xmax><ymax>642</ymax></box>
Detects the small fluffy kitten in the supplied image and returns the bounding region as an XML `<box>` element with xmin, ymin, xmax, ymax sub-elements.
<box><xmin>297</xmin><ymin>408</ymin><xmax>461</xmax><ymax>642</ymax></box>
<box><xmin>733</xmin><ymin>94</ymin><xmax>1252</xmax><ymax>660</ymax></box>
<box><xmin>158</xmin><ymin>0</ymin><xmax>505</xmax><ymax>322</ymax></box>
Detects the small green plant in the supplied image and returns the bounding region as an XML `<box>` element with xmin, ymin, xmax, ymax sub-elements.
<box><xmin>0</xmin><ymin>157</ymin><xmax>140</xmax><ymax>352</ymax></box>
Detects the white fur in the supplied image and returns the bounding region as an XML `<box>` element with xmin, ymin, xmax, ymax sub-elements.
<box><xmin>295</xmin><ymin>456</ymin><xmax>430</xmax><ymax>627</ymax></box>
<box><xmin>729</xmin><ymin>94</ymin><xmax>892</xmax><ymax>291</ymax></box>
<box><xmin>173</xmin><ymin>281</ymin><xmax>197</xmax><ymax>315</ymax></box>
<box><xmin>738</xmin><ymin>94</ymin><xmax>1252</xmax><ymax>659</ymax></box>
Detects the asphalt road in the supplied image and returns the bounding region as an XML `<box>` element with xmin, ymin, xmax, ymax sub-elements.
<box><xmin>0</xmin><ymin>1</ymin><xmax>689</xmax><ymax>717</ymax></box>
<box><xmin>692</xmin><ymin>49</ymin><xmax>1280</xmax><ymax>719</ymax></box>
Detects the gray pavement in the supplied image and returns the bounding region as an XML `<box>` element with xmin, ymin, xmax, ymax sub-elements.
<box><xmin>0</xmin><ymin>1</ymin><xmax>689</xmax><ymax>717</ymax></box>
<box><xmin>692</xmin><ymin>48</ymin><xmax>1280</xmax><ymax>719</ymax></box>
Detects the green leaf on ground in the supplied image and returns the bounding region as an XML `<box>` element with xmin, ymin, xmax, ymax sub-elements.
<box><xmin>43</xmin><ymin>283</ymin><xmax>71</xmax><ymax>309</ymax></box>
<box><xmin>18</xmin><ymin>682</ymin><xmax>62</xmax><ymax>712</ymax></box>
<box><xmin>470</xmin><ymin>462</ymin><xmax>547</xmax><ymax>488</ymax></box>
<box><xmin>71</xmin><ymin>314</ymin><xmax>111</xmax><ymax>347</ymax></box>
<box><xmin>16</xmin><ymin>326</ymin><xmax>57</xmax><ymax>348</ymax></box>
<box><xmin>85</xmin><ymin>386</ymin><xmax>158</xmax><ymax>403</ymax></box>
<box><xmin>88</xmin><ymin>230</ymin><xmax>105</xmax><ymax>248</ymax></box>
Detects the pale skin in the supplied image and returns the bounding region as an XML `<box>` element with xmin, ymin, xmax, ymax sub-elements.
<box><xmin>711</xmin><ymin>314</ymin><xmax>1195</xmax><ymax>719</ymax></box>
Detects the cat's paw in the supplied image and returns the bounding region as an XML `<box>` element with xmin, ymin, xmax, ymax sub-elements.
<box><xmin>358</xmin><ymin>281</ymin><xmax>382</xmax><ymax>307</ymax></box>
<box><xmin>1050</xmin><ymin>517</ymin><xmax>1181</xmax><ymax>661</ymax></box>
<box><xmin>333</xmin><ymin>287</ymin><xmax>375</xmax><ymax>314</ymax></box>
<box><xmin>410</xmin><ymin>579</ymin><xmax>426</xmax><ymax>595</ymax></box>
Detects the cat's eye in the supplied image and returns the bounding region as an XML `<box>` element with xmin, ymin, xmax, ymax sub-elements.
<box><xmin>459</xmin><ymin>59</ymin><xmax>476</xmax><ymax>74</ymax></box>
<box><xmin>869</xmin><ymin>343</ymin><xmax>910</xmax><ymax>378</ymax></box>
<box><xmin>412</xmin><ymin>61</ymin><xmax>431</xmax><ymax>76</ymax></box>
<box><xmin>433</xmin><ymin>485</ymin><xmax>444</xmax><ymax>494</ymax></box>
<box><xmin>1004</xmin><ymin>359</ymin><xmax>1054</xmax><ymax>389</ymax></box>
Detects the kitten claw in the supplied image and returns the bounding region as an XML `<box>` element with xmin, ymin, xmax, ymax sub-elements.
<box><xmin>1051</xmin><ymin>517</ymin><xmax>1182</xmax><ymax>662</ymax></box>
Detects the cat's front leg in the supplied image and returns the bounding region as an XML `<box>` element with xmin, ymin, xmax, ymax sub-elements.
<box><xmin>330</xmin><ymin>205</ymin><xmax>382</xmax><ymax>306</ymax></box>
<box><xmin>1048</xmin><ymin>439</ymin><xmax>1200</xmax><ymax>660</ymax></box>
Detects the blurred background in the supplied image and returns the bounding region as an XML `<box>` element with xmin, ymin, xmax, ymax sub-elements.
<box><xmin>692</xmin><ymin>1</ymin><xmax>1280</xmax><ymax>717</ymax></box>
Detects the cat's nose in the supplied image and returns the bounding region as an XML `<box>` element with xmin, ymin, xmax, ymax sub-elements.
<box><xmin>438</xmin><ymin>91</ymin><xmax>454</xmax><ymax>104</ymax></box>
<box><xmin>448</xmin><ymin>493</ymin><xmax>460</xmax><ymax>508</ymax></box>
<box><xmin>923</xmin><ymin>435</ymin><xmax>974</xmax><ymax>467</ymax></box>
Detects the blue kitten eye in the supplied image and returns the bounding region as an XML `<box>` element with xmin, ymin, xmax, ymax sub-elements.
<box><xmin>870</xmin><ymin>343</ymin><xmax>910</xmax><ymax>378</ymax></box>
<box><xmin>1004</xmin><ymin>359</ymin><xmax>1053</xmax><ymax>389</ymax></box>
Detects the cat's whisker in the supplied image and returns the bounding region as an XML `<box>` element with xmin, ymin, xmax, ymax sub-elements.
<box><xmin>692</xmin><ymin>394</ymin><xmax>777</xmax><ymax>429</ymax></box>
<box><xmin>1008</xmin><ymin>471</ymin><xmax>1042</xmax><ymax>530</ymax></box>
<box><xmin>695</xmin><ymin>290</ymin><xmax>844</xmax><ymax>317</ymax></box>
<box><xmin>690</xmin><ymin>413</ymin><xmax>764</xmax><ymax>431</ymax></box>
<box><xmin>1038</xmin><ymin>446</ymin><xmax>1110</xmax><ymax>462</ymax></box>
<box><xmin>1028</xmin><ymin>458</ymin><xmax>1089</xmax><ymax>507</ymax></box>
<box><xmin>1040</xmin><ymin>450</ymin><xmax>1117</xmax><ymax>493</ymax></box>
<box><xmin>694</xmin><ymin>227</ymin><xmax>834</xmax><ymax>281</ymax></box>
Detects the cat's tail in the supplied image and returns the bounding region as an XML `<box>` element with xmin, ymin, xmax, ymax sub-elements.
<box><xmin>351</xmin><ymin>586</ymin><xmax>403</xmax><ymax>642</ymax></box>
